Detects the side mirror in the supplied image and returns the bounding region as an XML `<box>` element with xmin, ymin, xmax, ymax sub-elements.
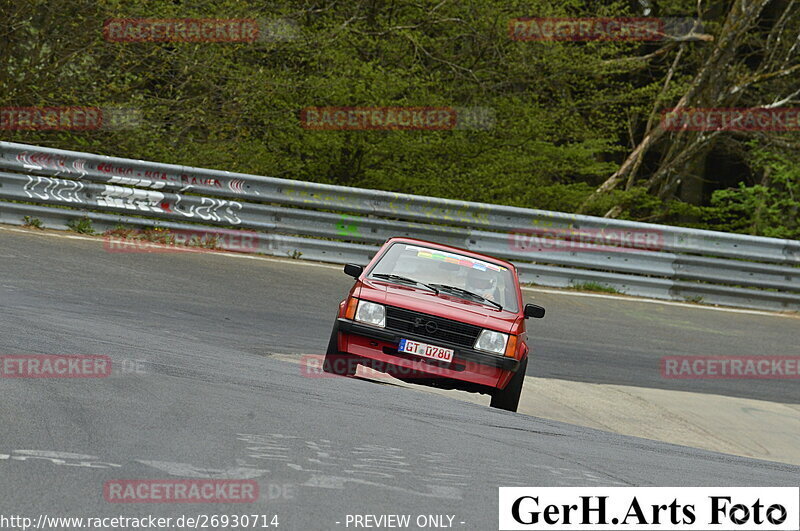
<box><xmin>524</xmin><ymin>303</ymin><xmax>545</xmax><ymax>319</ymax></box>
<box><xmin>344</xmin><ymin>263</ymin><xmax>364</xmax><ymax>279</ymax></box>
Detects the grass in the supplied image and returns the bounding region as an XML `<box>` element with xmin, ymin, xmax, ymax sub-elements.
<box><xmin>568</xmin><ymin>281</ymin><xmax>621</xmax><ymax>294</ymax></box>
<box><xmin>139</xmin><ymin>227</ymin><xmax>175</xmax><ymax>245</ymax></box>
<box><xmin>188</xmin><ymin>234</ymin><xmax>222</xmax><ymax>250</ymax></box>
<box><xmin>102</xmin><ymin>226</ymin><xmax>225</xmax><ymax>250</ymax></box>
<box><xmin>103</xmin><ymin>225</ymin><xmax>138</xmax><ymax>239</ymax></box>
<box><xmin>66</xmin><ymin>216</ymin><xmax>95</xmax><ymax>234</ymax></box>
<box><xmin>22</xmin><ymin>216</ymin><xmax>44</xmax><ymax>229</ymax></box>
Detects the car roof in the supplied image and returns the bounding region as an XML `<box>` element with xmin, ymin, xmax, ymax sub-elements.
<box><xmin>383</xmin><ymin>237</ymin><xmax>517</xmax><ymax>272</ymax></box>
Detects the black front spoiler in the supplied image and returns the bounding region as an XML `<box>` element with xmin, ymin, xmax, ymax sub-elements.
<box><xmin>336</xmin><ymin>318</ymin><xmax>520</xmax><ymax>371</ymax></box>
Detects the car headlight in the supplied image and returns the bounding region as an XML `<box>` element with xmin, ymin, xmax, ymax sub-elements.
<box><xmin>355</xmin><ymin>300</ymin><xmax>385</xmax><ymax>328</ymax></box>
<box><xmin>474</xmin><ymin>329</ymin><xmax>508</xmax><ymax>355</ymax></box>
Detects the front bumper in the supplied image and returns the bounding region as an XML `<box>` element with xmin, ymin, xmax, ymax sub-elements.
<box><xmin>336</xmin><ymin>318</ymin><xmax>518</xmax><ymax>388</ymax></box>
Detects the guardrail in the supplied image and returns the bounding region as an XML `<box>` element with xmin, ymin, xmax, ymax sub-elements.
<box><xmin>0</xmin><ymin>141</ymin><xmax>798</xmax><ymax>312</ymax></box>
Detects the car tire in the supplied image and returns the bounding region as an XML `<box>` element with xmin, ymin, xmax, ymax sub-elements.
<box><xmin>322</xmin><ymin>321</ymin><xmax>358</xmax><ymax>377</ymax></box>
<box><xmin>490</xmin><ymin>356</ymin><xmax>527</xmax><ymax>412</ymax></box>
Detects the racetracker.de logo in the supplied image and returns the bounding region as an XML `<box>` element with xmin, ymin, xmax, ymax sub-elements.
<box><xmin>300</xmin><ymin>354</ymin><xmax>497</xmax><ymax>379</ymax></box>
<box><xmin>0</xmin><ymin>355</ymin><xmax>111</xmax><ymax>378</ymax></box>
<box><xmin>0</xmin><ymin>107</ymin><xmax>142</xmax><ymax>131</ymax></box>
<box><xmin>509</xmin><ymin>228</ymin><xmax>663</xmax><ymax>253</ymax></box>
<box><xmin>103</xmin><ymin>228</ymin><xmax>259</xmax><ymax>254</ymax></box>
<box><xmin>498</xmin><ymin>487</ymin><xmax>799</xmax><ymax>530</ymax></box>
<box><xmin>104</xmin><ymin>479</ymin><xmax>259</xmax><ymax>503</ymax></box>
<box><xmin>510</xmin><ymin>17</ymin><xmax>670</xmax><ymax>41</ymax></box>
<box><xmin>103</xmin><ymin>18</ymin><xmax>260</xmax><ymax>43</ymax></box>
<box><xmin>299</xmin><ymin>106</ymin><xmax>495</xmax><ymax>131</ymax></box>
<box><xmin>661</xmin><ymin>356</ymin><xmax>800</xmax><ymax>379</ymax></box>
<box><xmin>301</xmin><ymin>107</ymin><xmax>455</xmax><ymax>130</ymax></box>
<box><xmin>661</xmin><ymin>108</ymin><xmax>800</xmax><ymax>131</ymax></box>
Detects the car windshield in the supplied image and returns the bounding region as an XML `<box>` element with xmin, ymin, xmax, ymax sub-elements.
<box><xmin>368</xmin><ymin>243</ymin><xmax>519</xmax><ymax>312</ymax></box>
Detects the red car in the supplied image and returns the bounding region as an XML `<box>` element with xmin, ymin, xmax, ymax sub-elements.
<box><xmin>324</xmin><ymin>237</ymin><xmax>545</xmax><ymax>412</ymax></box>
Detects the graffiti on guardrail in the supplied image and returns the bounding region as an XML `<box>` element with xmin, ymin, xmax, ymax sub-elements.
<box><xmin>96</xmin><ymin>162</ymin><xmax>226</xmax><ymax>191</ymax></box>
<box><xmin>97</xmin><ymin>163</ymin><xmax>136</xmax><ymax>176</ymax></box>
<box><xmin>170</xmin><ymin>196</ymin><xmax>243</xmax><ymax>224</ymax></box>
<box><xmin>23</xmin><ymin>176</ymin><xmax>84</xmax><ymax>203</ymax></box>
<box><xmin>335</xmin><ymin>214</ymin><xmax>359</xmax><ymax>237</ymax></box>
<box><xmin>96</xmin><ymin>185</ymin><xmax>166</xmax><ymax>212</ymax></box>
<box><xmin>5</xmin><ymin>149</ymin><xmax>247</xmax><ymax>196</ymax></box>
<box><xmin>90</xmin><ymin>187</ymin><xmax>243</xmax><ymax>224</ymax></box>
<box><xmin>228</xmin><ymin>179</ymin><xmax>246</xmax><ymax>193</ymax></box>
<box><xmin>12</xmin><ymin>152</ymin><xmax>88</xmax><ymax>176</ymax></box>
<box><xmin>106</xmin><ymin>175</ymin><xmax>167</xmax><ymax>190</ymax></box>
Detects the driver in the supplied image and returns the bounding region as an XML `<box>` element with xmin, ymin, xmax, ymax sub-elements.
<box><xmin>465</xmin><ymin>267</ymin><xmax>498</xmax><ymax>302</ymax></box>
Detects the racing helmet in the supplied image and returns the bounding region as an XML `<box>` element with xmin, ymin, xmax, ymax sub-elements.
<box><xmin>465</xmin><ymin>267</ymin><xmax>497</xmax><ymax>300</ymax></box>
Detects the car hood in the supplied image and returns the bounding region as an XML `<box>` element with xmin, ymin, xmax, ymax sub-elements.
<box><xmin>358</xmin><ymin>279</ymin><xmax>519</xmax><ymax>333</ymax></box>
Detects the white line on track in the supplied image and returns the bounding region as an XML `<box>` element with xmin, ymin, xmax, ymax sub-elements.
<box><xmin>2</xmin><ymin>224</ymin><xmax>796</xmax><ymax>319</ymax></box>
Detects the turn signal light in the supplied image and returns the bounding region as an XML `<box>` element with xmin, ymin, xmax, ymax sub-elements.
<box><xmin>344</xmin><ymin>297</ymin><xmax>358</xmax><ymax>319</ymax></box>
<box><xmin>504</xmin><ymin>334</ymin><xmax>518</xmax><ymax>358</ymax></box>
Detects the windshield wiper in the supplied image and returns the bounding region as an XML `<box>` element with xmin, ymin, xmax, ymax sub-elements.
<box><xmin>430</xmin><ymin>284</ymin><xmax>503</xmax><ymax>310</ymax></box>
<box><xmin>371</xmin><ymin>274</ymin><xmax>439</xmax><ymax>294</ymax></box>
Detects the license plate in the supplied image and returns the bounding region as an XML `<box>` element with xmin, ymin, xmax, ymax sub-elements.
<box><xmin>398</xmin><ymin>339</ymin><xmax>454</xmax><ymax>363</ymax></box>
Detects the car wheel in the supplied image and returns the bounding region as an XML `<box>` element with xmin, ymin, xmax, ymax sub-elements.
<box><xmin>490</xmin><ymin>356</ymin><xmax>527</xmax><ymax>412</ymax></box>
<box><xmin>322</xmin><ymin>321</ymin><xmax>358</xmax><ymax>377</ymax></box>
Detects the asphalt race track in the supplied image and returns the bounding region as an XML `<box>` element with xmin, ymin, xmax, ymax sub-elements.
<box><xmin>1</xmin><ymin>227</ymin><xmax>798</xmax><ymax>530</ymax></box>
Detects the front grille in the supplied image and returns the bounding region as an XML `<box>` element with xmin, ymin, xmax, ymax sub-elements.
<box><xmin>385</xmin><ymin>306</ymin><xmax>482</xmax><ymax>348</ymax></box>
